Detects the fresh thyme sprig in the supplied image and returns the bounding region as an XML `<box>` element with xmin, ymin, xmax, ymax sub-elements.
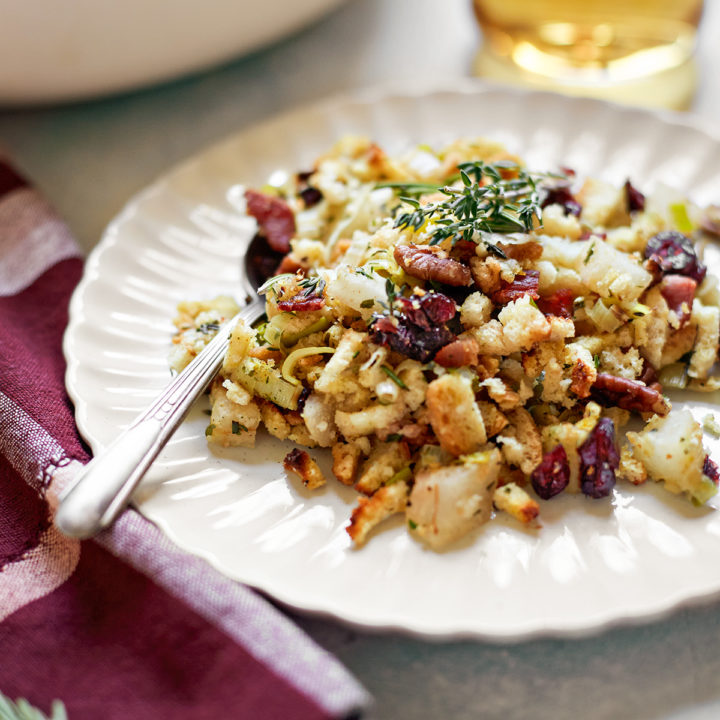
<box><xmin>0</xmin><ymin>692</ymin><xmax>67</xmax><ymax>720</ymax></box>
<box><xmin>391</xmin><ymin>160</ymin><xmax>546</xmax><ymax>247</ymax></box>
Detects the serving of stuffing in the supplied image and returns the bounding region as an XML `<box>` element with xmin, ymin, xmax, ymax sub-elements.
<box><xmin>170</xmin><ymin>135</ymin><xmax>720</xmax><ymax>551</ymax></box>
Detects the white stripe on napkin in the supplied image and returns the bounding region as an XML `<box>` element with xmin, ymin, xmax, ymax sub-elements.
<box><xmin>0</xmin><ymin>188</ymin><xmax>80</xmax><ymax>296</ymax></box>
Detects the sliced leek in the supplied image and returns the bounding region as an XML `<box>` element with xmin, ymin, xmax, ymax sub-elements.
<box><xmin>281</xmin><ymin>346</ymin><xmax>336</xmax><ymax>385</ymax></box>
<box><xmin>235</xmin><ymin>357</ymin><xmax>302</xmax><ymax>409</ymax></box>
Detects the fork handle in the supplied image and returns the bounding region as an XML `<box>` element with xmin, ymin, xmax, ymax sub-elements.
<box><xmin>55</xmin><ymin>300</ymin><xmax>264</xmax><ymax>539</ymax></box>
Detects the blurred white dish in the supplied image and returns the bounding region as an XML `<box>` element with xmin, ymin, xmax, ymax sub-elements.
<box><xmin>64</xmin><ymin>83</ymin><xmax>720</xmax><ymax>639</ymax></box>
<box><xmin>0</xmin><ymin>0</ymin><xmax>346</xmax><ymax>104</ymax></box>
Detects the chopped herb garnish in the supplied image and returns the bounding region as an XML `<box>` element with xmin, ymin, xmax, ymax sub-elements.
<box><xmin>584</xmin><ymin>242</ymin><xmax>595</xmax><ymax>264</ymax></box>
<box><xmin>297</xmin><ymin>275</ymin><xmax>326</xmax><ymax>298</ymax></box>
<box><xmin>381</xmin><ymin>365</ymin><xmax>408</xmax><ymax>389</ymax></box>
<box><xmin>386</xmin><ymin>433</ymin><xmax>403</xmax><ymax>442</ymax></box>
<box><xmin>198</xmin><ymin>322</ymin><xmax>221</xmax><ymax>334</ymax></box>
<box><xmin>376</xmin><ymin>277</ymin><xmax>399</xmax><ymax>314</ymax></box>
<box><xmin>354</xmin><ymin>267</ymin><xmax>374</xmax><ymax>280</ymax></box>
<box><xmin>408</xmin><ymin>519</ymin><xmax>418</xmax><ymax>530</ymax></box>
<box><xmin>593</xmin><ymin>354</ymin><xmax>601</xmax><ymax>369</ymax></box>
<box><xmin>393</xmin><ymin>160</ymin><xmax>546</xmax><ymax>245</ymax></box>
<box><xmin>386</xmin><ymin>466</ymin><xmax>413</xmax><ymax>485</ymax></box>
<box><xmin>360</xmin><ymin>298</ymin><xmax>375</xmax><ymax>308</ymax></box>
<box><xmin>205</xmin><ymin>423</ymin><xmax>216</xmax><ymax>437</ymax></box>
<box><xmin>232</xmin><ymin>421</ymin><xmax>248</xmax><ymax>435</ymax></box>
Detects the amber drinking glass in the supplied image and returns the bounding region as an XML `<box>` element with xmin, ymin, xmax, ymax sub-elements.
<box><xmin>472</xmin><ymin>0</ymin><xmax>704</xmax><ymax>109</ymax></box>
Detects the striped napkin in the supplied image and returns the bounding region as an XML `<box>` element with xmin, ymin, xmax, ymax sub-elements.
<box><xmin>0</xmin><ymin>159</ymin><xmax>370</xmax><ymax>719</ymax></box>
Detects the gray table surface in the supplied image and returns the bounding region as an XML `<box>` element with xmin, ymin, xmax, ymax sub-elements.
<box><xmin>3</xmin><ymin>1</ymin><xmax>720</xmax><ymax>718</ymax></box>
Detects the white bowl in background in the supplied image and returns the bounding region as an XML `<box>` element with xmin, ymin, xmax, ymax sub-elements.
<box><xmin>0</xmin><ymin>0</ymin><xmax>347</xmax><ymax>104</ymax></box>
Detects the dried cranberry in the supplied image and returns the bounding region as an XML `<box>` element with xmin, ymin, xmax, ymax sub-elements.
<box><xmin>296</xmin><ymin>387</ymin><xmax>311</xmax><ymax>414</ymax></box>
<box><xmin>578</xmin><ymin>418</ymin><xmax>619</xmax><ymax>499</ymax></box>
<box><xmin>245</xmin><ymin>189</ymin><xmax>296</xmax><ymax>253</ymax></box>
<box><xmin>369</xmin><ymin>292</ymin><xmax>457</xmax><ymax>362</ymax></box>
<box><xmin>417</xmin><ymin>293</ymin><xmax>457</xmax><ymax>324</ymax></box>
<box><xmin>537</xmin><ymin>288</ymin><xmax>575</xmax><ymax>318</ymax></box>
<box><xmin>531</xmin><ymin>444</ymin><xmax>570</xmax><ymax>500</ymax></box>
<box><xmin>491</xmin><ymin>270</ymin><xmax>540</xmax><ymax>305</ymax></box>
<box><xmin>395</xmin><ymin>297</ymin><xmax>430</xmax><ymax>330</ymax></box>
<box><xmin>370</xmin><ymin>321</ymin><xmax>453</xmax><ymax>362</ymax></box>
<box><xmin>624</xmin><ymin>179</ymin><xmax>646</xmax><ymax>212</ymax></box>
<box><xmin>299</xmin><ymin>186</ymin><xmax>323</xmax><ymax>208</ymax></box>
<box><xmin>703</xmin><ymin>455</ymin><xmax>720</xmax><ymax>485</ymax></box>
<box><xmin>644</xmin><ymin>231</ymin><xmax>706</xmax><ymax>283</ymax></box>
<box><xmin>541</xmin><ymin>185</ymin><xmax>582</xmax><ymax>217</ymax></box>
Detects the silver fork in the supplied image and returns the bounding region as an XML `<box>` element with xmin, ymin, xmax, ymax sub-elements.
<box><xmin>55</xmin><ymin>240</ymin><xmax>266</xmax><ymax>539</ymax></box>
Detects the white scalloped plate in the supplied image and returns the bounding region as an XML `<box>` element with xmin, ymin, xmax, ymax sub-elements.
<box><xmin>64</xmin><ymin>83</ymin><xmax>720</xmax><ymax>640</ymax></box>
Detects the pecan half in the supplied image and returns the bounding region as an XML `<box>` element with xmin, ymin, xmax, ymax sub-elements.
<box><xmin>659</xmin><ymin>274</ymin><xmax>697</xmax><ymax>326</ymax></box>
<box><xmin>591</xmin><ymin>373</ymin><xmax>669</xmax><ymax>416</ymax></box>
<box><xmin>394</xmin><ymin>244</ymin><xmax>472</xmax><ymax>287</ymax></box>
<box><xmin>433</xmin><ymin>337</ymin><xmax>479</xmax><ymax>368</ymax></box>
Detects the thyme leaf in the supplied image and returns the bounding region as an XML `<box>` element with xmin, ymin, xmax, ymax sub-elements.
<box><xmin>381</xmin><ymin>365</ymin><xmax>408</xmax><ymax>389</ymax></box>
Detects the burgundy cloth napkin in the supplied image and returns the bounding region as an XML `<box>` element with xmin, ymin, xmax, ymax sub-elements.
<box><xmin>0</xmin><ymin>160</ymin><xmax>370</xmax><ymax>719</ymax></box>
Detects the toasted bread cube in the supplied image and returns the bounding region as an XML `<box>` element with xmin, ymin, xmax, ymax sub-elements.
<box><xmin>426</xmin><ymin>374</ymin><xmax>487</xmax><ymax>455</ymax></box>
<box><xmin>493</xmin><ymin>482</ymin><xmax>540</xmax><ymax>524</ymax></box>
<box><xmin>347</xmin><ymin>481</ymin><xmax>410</xmax><ymax>546</ymax></box>
<box><xmin>283</xmin><ymin>449</ymin><xmax>326</xmax><ymax>490</ymax></box>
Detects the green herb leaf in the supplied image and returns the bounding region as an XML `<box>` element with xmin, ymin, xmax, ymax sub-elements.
<box><xmin>381</xmin><ymin>365</ymin><xmax>408</xmax><ymax>389</ymax></box>
<box><xmin>231</xmin><ymin>421</ymin><xmax>248</xmax><ymax>435</ymax></box>
<box><xmin>386</xmin><ymin>466</ymin><xmax>413</xmax><ymax>485</ymax></box>
<box><xmin>408</xmin><ymin>519</ymin><xmax>418</xmax><ymax>530</ymax></box>
<box><xmin>584</xmin><ymin>242</ymin><xmax>595</xmax><ymax>264</ymax></box>
<box><xmin>197</xmin><ymin>322</ymin><xmax>221</xmax><ymax>334</ymax></box>
<box><xmin>205</xmin><ymin>423</ymin><xmax>216</xmax><ymax>437</ymax></box>
<box><xmin>360</xmin><ymin>299</ymin><xmax>375</xmax><ymax>308</ymax></box>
